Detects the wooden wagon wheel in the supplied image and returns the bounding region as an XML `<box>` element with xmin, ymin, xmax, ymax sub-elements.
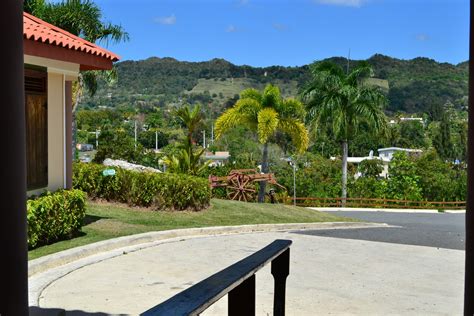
<box><xmin>226</xmin><ymin>173</ymin><xmax>257</xmax><ymax>202</ymax></box>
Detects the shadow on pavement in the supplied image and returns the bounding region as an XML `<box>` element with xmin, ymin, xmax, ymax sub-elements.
<box><xmin>29</xmin><ymin>306</ymin><xmax>127</xmax><ymax>316</ymax></box>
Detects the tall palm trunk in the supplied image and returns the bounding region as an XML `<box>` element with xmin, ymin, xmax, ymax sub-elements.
<box><xmin>258</xmin><ymin>142</ymin><xmax>269</xmax><ymax>203</ymax></box>
<box><xmin>341</xmin><ymin>140</ymin><xmax>348</xmax><ymax>206</ymax></box>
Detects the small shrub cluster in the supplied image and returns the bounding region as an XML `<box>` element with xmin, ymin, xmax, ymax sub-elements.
<box><xmin>73</xmin><ymin>162</ymin><xmax>211</xmax><ymax>211</ymax></box>
<box><xmin>27</xmin><ymin>189</ymin><xmax>86</xmax><ymax>249</ymax></box>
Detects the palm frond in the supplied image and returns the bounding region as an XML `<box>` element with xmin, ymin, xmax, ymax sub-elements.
<box><xmin>261</xmin><ymin>84</ymin><xmax>281</xmax><ymax>108</ymax></box>
<box><xmin>310</xmin><ymin>61</ymin><xmax>345</xmax><ymax>78</ymax></box>
<box><xmin>257</xmin><ymin>107</ymin><xmax>279</xmax><ymax>144</ymax></box>
<box><xmin>278</xmin><ymin>119</ymin><xmax>309</xmax><ymax>153</ymax></box>
<box><xmin>346</xmin><ymin>61</ymin><xmax>373</xmax><ymax>86</ymax></box>
<box><xmin>240</xmin><ymin>88</ymin><xmax>262</xmax><ymax>103</ymax></box>
<box><xmin>235</xmin><ymin>98</ymin><xmax>262</xmax><ymax>117</ymax></box>
<box><xmin>215</xmin><ymin>108</ymin><xmax>246</xmax><ymax>139</ymax></box>
<box><xmin>280</xmin><ymin>98</ymin><xmax>305</xmax><ymax>120</ymax></box>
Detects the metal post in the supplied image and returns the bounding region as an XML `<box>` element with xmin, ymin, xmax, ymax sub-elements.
<box><xmin>293</xmin><ymin>162</ymin><xmax>296</xmax><ymax>206</ymax></box>
<box><xmin>203</xmin><ymin>130</ymin><xmax>206</xmax><ymax>149</ymax></box>
<box><xmin>211</xmin><ymin>123</ymin><xmax>214</xmax><ymax>144</ymax></box>
<box><xmin>271</xmin><ymin>249</ymin><xmax>290</xmax><ymax>316</ymax></box>
<box><xmin>228</xmin><ymin>275</ymin><xmax>255</xmax><ymax>316</ymax></box>
<box><xmin>0</xmin><ymin>2</ymin><xmax>29</xmax><ymax>315</ymax></box>
<box><xmin>134</xmin><ymin>120</ymin><xmax>137</xmax><ymax>149</ymax></box>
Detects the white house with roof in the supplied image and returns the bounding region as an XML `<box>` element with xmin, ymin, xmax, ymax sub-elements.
<box><xmin>203</xmin><ymin>151</ymin><xmax>231</xmax><ymax>167</ymax></box>
<box><xmin>377</xmin><ymin>147</ymin><xmax>423</xmax><ymax>161</ymax></box>
<box><xmin>331</xmin><ymin>147</ymin><xmax>423</xmax><ymax>179</ymax></box>
<box><xmin>23</xmin><ymin>12</ymin><xmax>119</xmax><ymax>195</ymax></box>
<box><xmin>331</xmin><ymin>151</ymin><xmax>390</xmax><ymax>178</ymax></box>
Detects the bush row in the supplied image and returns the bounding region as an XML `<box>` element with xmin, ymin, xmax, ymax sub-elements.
<box><xmin>73</xmin><ymin>162</ymin><xmax>211</xmax><ymax>211</ymax></box>
<box><xmin>28</xmin><ymin>189</ymin><xmax>86</xmax><ymax>249</ymax></box>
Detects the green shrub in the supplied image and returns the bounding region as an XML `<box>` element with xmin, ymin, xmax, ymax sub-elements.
<box><xmin>27</xmin><ymin>189</ymin><xmax>86</xmax><ymax>249</ymax></box>
<box><xmin>73</xmin><ymin>162</ymin><xmax>211</xmax><ymax>211</ymax></box>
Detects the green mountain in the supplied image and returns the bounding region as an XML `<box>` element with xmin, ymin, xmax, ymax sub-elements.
<box><xmin>82</xmin><ymin>54</ymin><xmax>468</xmax><ymax>118</ymax></box>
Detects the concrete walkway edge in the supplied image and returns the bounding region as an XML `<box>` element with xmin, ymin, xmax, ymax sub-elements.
<box><xmin>29</xmin><ymin>222</ymin><xmax>387</xmax><ymax>277</ymax></box>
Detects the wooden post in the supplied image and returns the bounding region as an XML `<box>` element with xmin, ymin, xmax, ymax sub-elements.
<box><xmin>0</xmin><ymin>2</ymin><xmax>29</xmax><ymax>315</ymax></box>
<box><xmin>271</xmin><ymin>248</ymin><xmax>290</xmax><ymax>316</ymax></box>
<box><xmin>228</xmin><ymin>275</ymin><xmax>255</xmax><ymax>316</ymax></box>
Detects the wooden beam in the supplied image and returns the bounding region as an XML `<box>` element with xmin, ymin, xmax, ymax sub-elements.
<box><xmin>0</xmin><ymin>1</ymin><xmax>29</xmax><ymax>315</ymax></box>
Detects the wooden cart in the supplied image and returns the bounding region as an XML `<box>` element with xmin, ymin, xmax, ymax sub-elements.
<box><xmin>209</xmin><ymin>169</ymin><xmax>286</xmax><ymax>202</ymax></box>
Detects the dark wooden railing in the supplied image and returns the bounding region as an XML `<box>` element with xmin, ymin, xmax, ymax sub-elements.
<box><xmin>141</xmin><ymin>239</ymin><xmax>292</xmax><ymax>316</ymax></box>
<box><xmin>288</xmin><ymin>197</ymin><xmax>466</xmax><ymax>210</ymax></box>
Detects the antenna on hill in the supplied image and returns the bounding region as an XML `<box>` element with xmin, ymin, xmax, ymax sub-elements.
<box><xmin>347</xmin><ymin>48</ymin><xmax>351</xmax><ymax>74</ymax></box>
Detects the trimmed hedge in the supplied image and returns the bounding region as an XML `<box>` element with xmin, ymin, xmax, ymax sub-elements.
<box><xmin>73</xmin><ymin>162</ymin><xmax>211</xmax><ymax>211</ymax></box>
<box><xmin>27</xmin><ymin>189</ymin><xmax>86</xmax><ymax>249</ymax></box>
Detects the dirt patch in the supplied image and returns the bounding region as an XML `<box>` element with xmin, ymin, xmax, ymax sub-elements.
<box><xmin>86</xmin><ymin>218</ymin><xmax>148</xmax><ymax>234</ymax></box>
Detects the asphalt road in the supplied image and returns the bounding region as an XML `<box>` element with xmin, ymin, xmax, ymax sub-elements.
<box><xmin>296</xmin><ymin>211</ymin><xmax>465</xmax><ymax>250</ymax></box>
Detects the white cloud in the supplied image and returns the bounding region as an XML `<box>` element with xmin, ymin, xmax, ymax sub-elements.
<box><xmin>273</xmin><ymin>23</ymin><xmax>288</xmax><ymax>31</ymax></box>
<box><xmin>154</xmin><ymin>14</ymin><xmax>176</xmax><ymax>25</ymax></box>
<box><xmin>226</xmin><ymin>25</ymin><xmax>237</xmax><ymax>33</ymax></box>
<box><xmin>416</xmin><ymin>34</ymin><xmax>430</xmax><ymax>41</ymax></box>
<box><xmin>315</xmin><ymin>0</ymin><xmax>367</xmax><ymax>7</ymax></box>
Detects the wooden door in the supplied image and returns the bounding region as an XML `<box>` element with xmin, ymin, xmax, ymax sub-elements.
<box><xmin>25</xmin><ymin>68</ymin><xmax>48</xmax><ymax>190</ymax></box>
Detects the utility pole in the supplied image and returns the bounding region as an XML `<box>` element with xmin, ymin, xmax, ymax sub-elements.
<box><xmin>291</xmin><ymin>159</ymin><xmax>296</xmax><ymax>206</ymax></box>
<box><xmin>203</xmin><ymin>130</ymin><xmax>206</xmax><ymax>149</ymax></box>
<box><xmin>134</xmin><ymin>120</ymin><xmax>137</xmax><ymax>149</ymax></box>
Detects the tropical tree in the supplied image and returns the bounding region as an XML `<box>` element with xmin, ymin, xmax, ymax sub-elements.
<box><xmin>302</xmin><ymin>61</ymin><xmax>387</xmax><ymax>203</ymax></box>
<box><xmin>162</xmin><ymin>104</ymin><xmax>209</xmax><ymax>175</ymax></box>
<box><xmin>215</xmin><ymin>84</ymin><xmax>309</xmax><ymax>202</ymax></box>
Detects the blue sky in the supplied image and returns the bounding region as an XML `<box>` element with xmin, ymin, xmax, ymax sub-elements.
<box><xmin>95</xmin><ymin>0</ymin><xmax>469</xmax><ymax>67</ymax></box>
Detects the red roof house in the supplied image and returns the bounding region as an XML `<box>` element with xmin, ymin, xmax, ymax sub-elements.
<box><xmin>23</xmin><ymin>12</ymin><xmax>120</xmax><ymax>195</ymax></box>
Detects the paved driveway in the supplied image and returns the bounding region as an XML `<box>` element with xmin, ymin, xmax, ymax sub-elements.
<box><xmin>34</xmin><ymin>230</ymin><xmax>464</xmax><ymax>315</ymax></box>
<box><xmin>301</xmin><ymin>210</ymin><xmax>465</xmax><ymax>250</ymax></box>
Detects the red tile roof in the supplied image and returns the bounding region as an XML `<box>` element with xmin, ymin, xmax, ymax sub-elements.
<box><xmin>23</xmin><ymin>12</ymin><xmax>120</xmax><ymax>63</ymax></box>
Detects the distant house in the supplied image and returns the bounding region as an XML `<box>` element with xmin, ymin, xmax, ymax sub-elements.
<box><xmin>24</xmin><ymin>13</ymin><xmax>119</xmax><ymax>195</ymax></box>
<box><xmin>389</xmin><ymin>117</ymin><xmax>425</xmax><ymax>125</ymax></box>
<box><xmin>203</xmin><ymin>151</ymin><xmax>230</xmax><ymax>167</ymax></box>
<box><xmin>377</xmin><ymin>147</ymin><xmax>423</xmax><ymax>161</ymax></box>
<box><xmin>400</xmin><ymin>117</ymin><xmax>424</xmax><ymax>124</ymax></box>
<box><xmin>76</xmin><ymin>144</ymin><xmax>94</xmax><ymax>152</ymax></box>
<box><xmin>330</xmin><ymin>147</ymin><xmax>423</xmax><ymax>179</ymax></box>
<box><xmin>331</xmin><ymin>151</ymin><xmax>390</xmax><ymax>179</ymax></box>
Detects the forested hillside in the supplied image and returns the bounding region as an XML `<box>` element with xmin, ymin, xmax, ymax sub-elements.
<box><xmin>81</xmin><ymin>54</ymin><xmax>468</xmax><ymax>119</ymax></box>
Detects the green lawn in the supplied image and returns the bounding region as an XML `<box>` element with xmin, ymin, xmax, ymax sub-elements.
<box><xmin>28</xmin><ymin>198</ymin><xmax>356</xmax><ymax>260</ymax></box>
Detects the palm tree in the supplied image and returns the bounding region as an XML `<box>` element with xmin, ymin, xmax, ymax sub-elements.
<box><xmin>24</xmin><ymin>0</ymin><xmax>129</xmax><ymax>157</ymax></box>
<box><xmin>302</xmin><ymin>61</ymin><xmax>387</xmax><ymax>204</ymax></box>
<box><xmin>216</xmin><ymin>84</ymin><xmax>309</xmax><ymax>202</ymax></box>
<box><xmin>175</xmin><ymin>104</ymin><xmax>204</xmax><ymax>157</ymax></box>
<box><xmin>162</xmin><ymin>104</ymin><xmax>209</xmax><ymax>175</ymax></box>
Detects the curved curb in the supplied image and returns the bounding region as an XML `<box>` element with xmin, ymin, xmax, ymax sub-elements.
<box><xmin>28</xmin><ymin>222</ymin><xmax>390</xmax><ymax>306</ymax></box>
<box><xmin>29</xmin><ymin>222</ymin><xmax>385</xmax><ymax>277</ymax></box>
